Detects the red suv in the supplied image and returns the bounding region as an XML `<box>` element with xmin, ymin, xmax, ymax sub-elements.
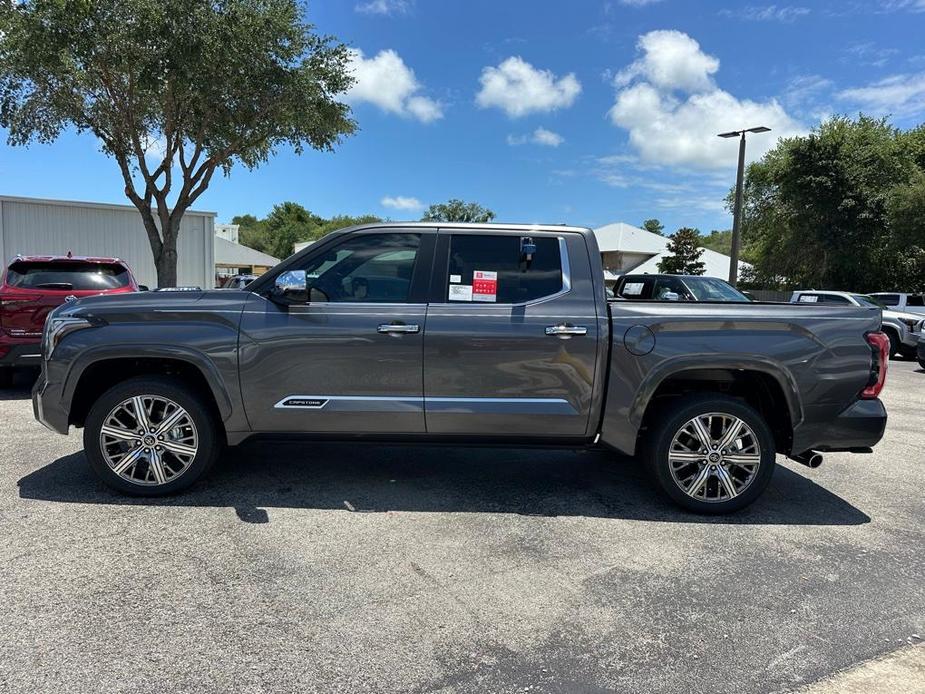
<box><xmin>0</xmin><ymin>254</ymin><xmax>140</xmax><ymax>386</ymax></box>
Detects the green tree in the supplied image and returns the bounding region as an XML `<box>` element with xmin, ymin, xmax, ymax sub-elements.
<box><xmin>641</xmin><ymin>218</ymin><xmax>665</xmax><ymax>236</ymax></box>
<box><xmin>234</xmin><ymin>207</ymin><xmax>383</xmax><ymax>258</ymax></box>
<box><xmin>422</xmin><ymin>199</ymin><xmax>495</xmax><ymax>223</ymax></box>
<box><xmin>698</xmin><ymin>229</ymin><xmax>733</xmax><ymax>255</ymax></box>
<box><xmin>658</xmin><ymin>228</ymin><xmax>706</xmax><ymax>275</ymax></box>
<box><xmin>232</xmin><ymin>214</ymin><xmax>269</xmax><ymax>255</ymax></box>
<box><xmin>0</xmin><ymin>0</ymin><xmax>356</xmax><ymax>286</ymax></box>
<box><xmin>739</xmin><ymin>115</ymin><xmax>924</xmax><ymax>291</ymax></box>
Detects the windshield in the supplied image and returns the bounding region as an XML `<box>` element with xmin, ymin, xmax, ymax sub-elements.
<box><xmin>5</xmin><ymin>261</ymin><xmax>132</xmax><ymax>290</ymax></box>
<box><xmin>683</xmin><ymin>276</ymin><xmax>750</xmax><ymax>302</ymax></box>
<box><xmin>852</xmin><ymin>294</ymin><xmax>884</xmax><ymax>308</ymax></box>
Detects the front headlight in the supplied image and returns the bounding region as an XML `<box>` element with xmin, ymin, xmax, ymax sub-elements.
<box><xmin>41</xmin><ymin>316</ymin><xmax>97</xmax><ymax>359</ymax></box>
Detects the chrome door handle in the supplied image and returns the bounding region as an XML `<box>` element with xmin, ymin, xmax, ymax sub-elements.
<box><xmin>545</xmin><ymin>324</ymin><xmax>588</xmax><ymax>336</ymax></box>
<box><xmin>378</xmin><ymin>323</ymin><xmax>420</xmax><ymax>334</ymax></box>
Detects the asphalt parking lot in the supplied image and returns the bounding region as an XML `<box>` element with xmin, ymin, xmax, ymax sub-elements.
<box><xmin>1</xmin><ymin>363</ymin><xmax>923</xmax><ymax>693</ymax></box>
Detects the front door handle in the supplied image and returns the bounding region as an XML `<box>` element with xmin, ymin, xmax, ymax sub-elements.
<box><xmin>545</xmin><ymin>324</ymin><xmax>588</xmax><ymax>337</ymax></box>
<box><xmin>378</xmin><ymin>323</ymin><xmax>420</xmax><ymax>334</ymax></box>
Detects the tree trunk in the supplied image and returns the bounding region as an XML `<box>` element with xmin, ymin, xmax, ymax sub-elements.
<box><xmin>155</xmin><ymin>242</ymin><xmax>178</xmax><ymax>288</ymax></box>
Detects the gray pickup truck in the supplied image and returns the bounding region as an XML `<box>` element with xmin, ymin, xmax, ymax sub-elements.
<box><xmin>33</xmin><ymin>223</ymin><xmax>889</xmax><ymax>513</ymax></box>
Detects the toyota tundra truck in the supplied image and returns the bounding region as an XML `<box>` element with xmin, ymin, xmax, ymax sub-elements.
<box><xmin>32</xmin><ymin>223</ymin><xmax>889</xmax><ymax>513</ymax></box>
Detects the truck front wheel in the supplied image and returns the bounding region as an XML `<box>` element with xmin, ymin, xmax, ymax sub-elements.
<box><xmin>83</xmin><ymin>376</ymin><xmax>221</xmax><ymax>496</ymax></box>
<box><xmin>646</xmin><ymin>395</ymin><xmax>776</xmax><ymax>514</ymax></box>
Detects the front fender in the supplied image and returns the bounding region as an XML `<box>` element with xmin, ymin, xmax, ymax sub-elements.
<box><xmin>61</xmin><ymin>343</ymin><xmax>235</xmax><ymax>421</ymax></box>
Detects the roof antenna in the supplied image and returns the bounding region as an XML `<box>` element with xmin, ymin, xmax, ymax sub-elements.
<box><xmin>66</xmin><ymin>250</ymin><xmax>73</xmax><ymax>258</ymax></box>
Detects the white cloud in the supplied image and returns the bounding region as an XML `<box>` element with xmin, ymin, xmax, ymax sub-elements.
<box><xmin>618</xmin><ymin>0</ymin><xmax>665</xmax><ymax>5</ymax></box>
<box><xmin>837</xmin><ymin>72</ymin><xmax>925</xmax><ymax>117</ymax></box>
<box><xmin>355</xmin><ymin>0</ymin><xmax>411</xmax><ymax>16</ymax></box>
<box><xmin>878</xmin><ymin>0</ymin><xmax>925</xmax><ymax>11</ymax></box>
<box><xmin>615</xmin><ymin>31</ymin><xmax>719</xmax><ymax>92</ymax></box>
<box><xmin>607</xmin><ymin>30</ymin><xmax>804</xmax><ymax>169</ymax></box>
<box><xmin>507</xmin><ymin>127</ymin><xmax>565</xmax><ymax>147</ymax></box>
<box><xmin>345</xmin><ymin>48</ymin><xmax>443</xmax><ymax>123</ymax></box>
<box><xmin>381</xmin><ymin>195</ymin><xmax>423</xmax><ymax>211</ymax></box>
<box><xmin>718</xmin><ymin>5</ymin><xmax>811</xmax><ymax>22</ymax></box>
<box><xmin>476</xmin><ymin>57</ymin><xmax>581</xmax><ymax>118</ymax></box>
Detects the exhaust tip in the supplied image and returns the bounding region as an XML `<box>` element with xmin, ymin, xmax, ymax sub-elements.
<box><xmin>790</xmin><ymin>451</ymin><xmax>824</xmax><ymax>469</ymax></box>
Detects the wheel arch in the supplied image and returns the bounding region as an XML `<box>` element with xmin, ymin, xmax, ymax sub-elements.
<box><xmin>65</xmin><ymin>348</ymin><xmax>232</xmax><ymax>429</ymax></box>
<box><xmin>628</xmin><ymin>358</ymin><xmax>802</xmax><ymax>456</ymax></box>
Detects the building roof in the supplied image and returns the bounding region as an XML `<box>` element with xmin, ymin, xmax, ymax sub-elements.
<box><xmin>214</xmin><ymin>236</ymin><xmax>279</xmax><ymax>267</ymax></box>
<box><xmin>594</xmin><ymin>222</ymin><xmax>667</xmax><ymax>254</ymax></box>
<box><xmin>593</xmin><ymin>221</ymin><xmax>749</xmax><ymax>280</ymax></box>
<box><xmin>0</xmin><ymin>194</ymin><xmax>216</xmax><ymax>217</ymax></box>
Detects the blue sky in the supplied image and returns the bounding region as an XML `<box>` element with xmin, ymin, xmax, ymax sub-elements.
<box><xmin>2</xmin><ymin>0</ymin><xmax>924</xmax><ymax>233</ymax></box>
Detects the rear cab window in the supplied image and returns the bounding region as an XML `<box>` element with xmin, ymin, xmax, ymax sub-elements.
<box><xmin>4</xmin><ymin>260</ymin><xmax>132</xmax><ymax>290</ymax></box>
<box><xmin>445</xmin><ymin>234</ymin><xmax>562</xmax><ymax>303</ymax></box>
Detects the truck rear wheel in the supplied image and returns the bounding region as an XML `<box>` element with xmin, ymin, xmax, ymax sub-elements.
<box><xmin>646</xmin><ymin>394</ymin><xmax>776</xmax><ymax>514</ymax></box>
<box><xmin>83</xmin><ymin>376</ymin><xmax>221</xmax><ymax>496</ymax></box>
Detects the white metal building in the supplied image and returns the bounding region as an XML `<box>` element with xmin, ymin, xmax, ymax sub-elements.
<box><xmin>0</xmin><ymin>195</ymin><xmax>215</xmax><ymax>289</ymax></box>
<box><xmin>594</xmin><ymin>221</ymin><xmax>749</xmax><ymax>285</ymax></box>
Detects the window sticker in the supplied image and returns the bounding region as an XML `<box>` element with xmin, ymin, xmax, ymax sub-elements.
<box><xmin>472</xmin><ymin>270</ymin><xmax>498</xmax><ymax>303</ymax></box>
<box><xmin>622</xmin><ymin>282</ymin><xmax>644</xmax><ymax>296</ymax></box>
<box><xmin>449</xmin><ymin>284</ymin><xmax>473</xmax><ymax>302</ymax></box>
<box><xmin>449</xmin><ymin>274</ymin><xmax>462</xmax><ymax>284</ymax></box>
<box><xmin>798</xmin><ymin>295</ymin><xmax>818</xmax><ymax>303</ymax></box>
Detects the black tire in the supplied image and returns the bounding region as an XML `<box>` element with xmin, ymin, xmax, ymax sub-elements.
<box><xmin>83</xmin><ymin>376</ymin><xmax>221</xmax><ymax>496</ymax></box>
<box><xmin>645</xmin><ymin>394</ymin><xmax>777</xmax><ymax>514</ymax></box>
<box><xmin>0</xmin><ymin>368</ymin><xmax>13</xmax><ymax>389</ymax></box>
<box><xmin>919</xmin><ymin>358</ymin><xmax>925</xmax><ymax>370</ymax></box>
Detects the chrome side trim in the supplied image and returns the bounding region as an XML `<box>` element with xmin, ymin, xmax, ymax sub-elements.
<box><xmin>273</xmin><ymin>395</ymin><xmax>578</xmax><ymax>415</ymax></box>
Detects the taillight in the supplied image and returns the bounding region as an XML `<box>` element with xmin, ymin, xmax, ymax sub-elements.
<box><xmin>861</xmin><ymin>332</ymin><xmax>889</xmax><ymax>399</ymax></box>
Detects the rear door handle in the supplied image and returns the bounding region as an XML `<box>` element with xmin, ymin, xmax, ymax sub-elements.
<box><xmin>545</xmin><ymin>324</ymin><xmax>588</xmax><ymax>337</ymax></box>
<box><xmin>378</xmin><ymin>323</ymin><xmax>420</xmax><ymax>334</ymax></box>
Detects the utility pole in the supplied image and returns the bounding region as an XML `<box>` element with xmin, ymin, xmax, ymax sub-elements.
<box><xmin>718</xmin><ymin>126</ymin><xmax>771</xmax><ymax>287</ymax></box>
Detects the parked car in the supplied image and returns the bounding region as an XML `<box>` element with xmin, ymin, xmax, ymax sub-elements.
<box><xmin>0</xmin><ymin>254</ymin><xmax>139</xmax><ymax>387</ymax></box>
<box><xmin>220</xmin><ymin>274</ymin><xmax>258</xmax><ymax>290</ymax></box>
<box><xmin>790</xmin><ymin>290</ymin><xmax>923</xmax><ymax>359</ymax></box>
<box><xmin>869</xmin><ymin>292</ymin><xmax>925</xmax><ymax>316</ymax></box>
<box><xmin>33</xmin><ymin>224</ymin><xmax>888</xmax><ymax>514</ymax></box>
<box><xmin>614</xmin><ymin>274</ymin><xmax>751</xmax><ymax>302</ymax></box>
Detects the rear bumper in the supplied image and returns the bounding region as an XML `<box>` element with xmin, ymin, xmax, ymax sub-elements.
<box><xmin>0</xmin><ymin>338</ymin><xmax>43</xmax><ymax>368</ymax></box>
<box><xmin>791</xmin><ymin>398</ymin><xmax>887</xmax><ymax>454</ymax></box>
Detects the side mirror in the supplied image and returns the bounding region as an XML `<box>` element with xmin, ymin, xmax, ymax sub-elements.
<box><xmin>663</xmin><ymin>291</ymin><xmax>681</xmax><ymax>301</ymax></box>
<box><xmin>272</xmin><ymin>270</ymin><xmax>308</xmax><ymax>304</ymax></box>
<box><xmin>138</xmin><ymin>285</ymin><xmax>149</xmax><ymax>292</ymax></box>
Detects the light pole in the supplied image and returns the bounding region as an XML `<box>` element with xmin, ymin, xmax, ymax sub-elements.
<box><xmin>718</xmin><ymin>126</ymin><xmax>771</xmax><ymax>286</ymax></box>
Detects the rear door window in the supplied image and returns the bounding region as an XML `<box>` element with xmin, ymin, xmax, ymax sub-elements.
<box><xmin>653</xmin><ymin>276</ymin><xmax>692</xmax><ymax>300</ymax></box>
<box><xmin>874</xmin><ymin>294</ymin><xmax>901</xmax><ymax>306</ymax></box>
<box><xmin>907</xmin><ymin>295</ymin><xmax>924</xmax><ymax>307</ymax></box>
<box><xmin>5</xmin><ymin>261</ymin><xmax>132</xmax><ymax>290</ymax></box>
<box><xmin>446</xmin><ymin>235</ymin><xmax>562</xmax><ymax>303</ymax></box>
<box><xmin>618</xmin><ymin>276</ymin><xmax>653</xmax><ymax>299</ymax></box>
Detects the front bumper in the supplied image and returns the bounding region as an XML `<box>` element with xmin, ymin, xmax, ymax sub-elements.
<box><xmin>32</xmin><ymin>364</ymin><xmax>70</xmax><ymax>435</ymax></box>
<box><xmin>791</xmin><ymin>398</ymin><xmax>887</xmax><ymax>454</ymax></box>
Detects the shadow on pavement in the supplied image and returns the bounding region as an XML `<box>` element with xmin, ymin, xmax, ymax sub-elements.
<box><xmin>18</xmin><ymin>440</ymin><xmax>870</xmax><ymax>526</ymax></box>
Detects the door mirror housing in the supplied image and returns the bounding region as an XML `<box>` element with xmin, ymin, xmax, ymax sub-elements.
<box><xmin>272</xmin><ymin>270</ymin><xmax>308</xmax><ymax>304</ymax></box>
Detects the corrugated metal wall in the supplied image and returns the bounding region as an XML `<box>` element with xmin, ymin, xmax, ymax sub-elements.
<box><xmin>0</xmin><ymin>196</ymin><xmax>215</xmax><ymax>289</ymax></box>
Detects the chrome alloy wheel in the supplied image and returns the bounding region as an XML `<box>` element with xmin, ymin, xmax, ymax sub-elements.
<box><xmin>98</xmin><ymin>395</ymin><xmax>199</xmax><ymax>486</ymax></box>
<box><xmin>667</xmin><ymin>412</ymin><xmax>762</xmax><ymax>503</ymax></box>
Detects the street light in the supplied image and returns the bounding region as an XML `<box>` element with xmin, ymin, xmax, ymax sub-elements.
<box><xmin>718</xmin><ymin>126</ymin><xmax>771</xmax><ymax>287</ymax></box>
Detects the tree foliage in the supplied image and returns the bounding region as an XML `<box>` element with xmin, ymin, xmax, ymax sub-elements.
<box><xmin>0</xmin><ymin>0</ymin><xmax>356</xmax><ymax>286</ymax></box>
<box><xmin>658</xmin><ymin>227</ymin><xmax>706</xmax><ymax>275</ymax></box>
<box><xmin>698</xmin><ymin>229</ymin><xmax>733</xmax><ymax>255</ymax></box>
<box><xmin>641</xmin><ymin>218</ymin><xmax>665</xmax><ymax>236</ymax></box>
<box><xmin>422</xmin><ymin>199</ymin><xmax>496</xmax><ymax>223</ymax></box>
<box><xmin>233</xmin><ymin>203</ymin><xmax>381</xmax><ymax>259</ymax></box>
<box><xmin>739</xmin><ymin>115</ymin><xmax>925</xmax><ymax>292</ymax></box>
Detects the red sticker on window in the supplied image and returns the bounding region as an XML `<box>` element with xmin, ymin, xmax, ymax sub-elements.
<box><xmin>472</xmin><ymin>270</ymin><xmax>497</xmax><ymax>302</ymax></box>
